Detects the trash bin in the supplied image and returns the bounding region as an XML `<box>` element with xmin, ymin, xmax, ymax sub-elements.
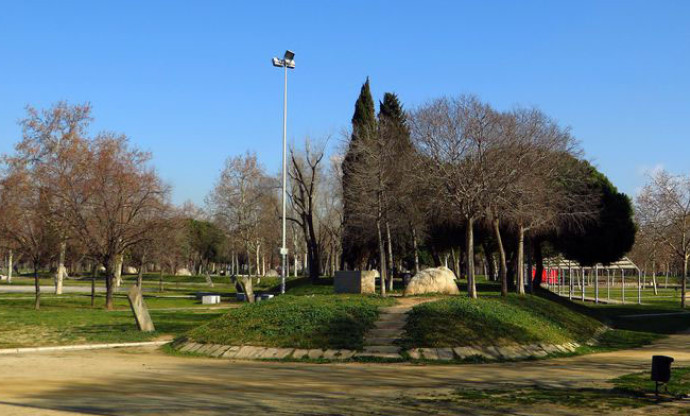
<box><xmin>651</xmin><ymin>355</ymin><xmax>674</xmax><ymax>383</ymax></box>
<box><xmin>401</xmin><ymin>273</ymin><xmax>413</xmax><ymax>288</ymax></box>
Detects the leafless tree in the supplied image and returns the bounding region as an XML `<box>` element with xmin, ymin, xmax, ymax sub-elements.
<box><xmin>289</xmin><ymin>138</ymin><xmax>326</xmax><ymax>282</ymax></box>
<box><xmin>409</xmin><ymin>95</ymin><xmax>499</xmax><ymax>298</ymax></box>
<box><xmin>0</xmin><ymin>168</ymin><xmax>59</xmax><ymax>309</ymax></box>
<box><xmin>50</xmin><ymin>133</ymin><xmax>169</xmax><ymax>310</ymax></box>
<box><xmin>12</xmin><ymin>102</ymin><xmax>92</xmax><ymax>294</ymax></box>
<box><xmin>636</xmin><ymin>170</ymin><xmax>690</xmax><ymax>307</ymax></box>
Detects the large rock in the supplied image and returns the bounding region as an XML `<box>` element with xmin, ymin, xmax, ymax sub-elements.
<box><xmin>265</xmin><ymin>269</ymin><xmax>279</xmax><ymax>277</ymax></box>
<box><xmin>403</xmin><ymin>267</ymin><xmax>460</xmax><ymax>296</ymax></box>
<box><xmin>176</xmin><ymin>268</ymin><xmax>192</xmax><ymax>276</ymax></box>
<box><xmin>124</xmin><ymin>266</ymin><xmax>138</xmax><ymax>275</ymax></box>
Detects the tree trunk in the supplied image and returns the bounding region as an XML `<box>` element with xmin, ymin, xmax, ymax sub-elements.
<box><xmin>411</xmin><ymin>225</ymin><xmax>420</xmax><ymax>274</ymax></box>
<box><xmin>7</xmin><ymin>250</ymin><xmax>12</xmax><ymax>284</ymax></box>
<box><xmin>90</xmin><ymin>264</ymin><xmax>97</xmax><ymax>307</ymax></box>
<box><xmin>104</xmin><ymin>260</ymin><xmax>115</xmax><ymax>311</ymax></box>
<box><xmin>376</xmin><ymin>217</ymin><xmax>387</xmax><ymax>297</ymax></box>
<box><xmin>137</xmin><ymin>259</ymin><xmax>145</xmax><ymax>288</ymax></box>
<box><xmin>651</xmin><ymin>259</ymin><xmax>658</xmax><ymax>295</ymax></box>
<box><xmin>34</xmin><ymin>264</ymin><xmax>40</xmax><ymax>311</ymax></box>
<box><xmin>114</xmin><ymin>254</ymin><xmax>123</xmax><ymax>288</ymax></box>
<box><xmin>56</xmin><ymin>241</ymin><xmax>67</xmax><ymax>295</ymax></box>
<box><xmin>516</xmin><ymin>225</ymin><xmax>526</xmax><ymax>295</ymax></box>
<box><xmin>466</xmin><ymin>216</ymin><xmax>477</xmax><ymax>299</ymax></box>
<box><xmin>385</xmin><ymin>222</ymin><xmax>394</xmax><ymax>291</ymax></box>
<box><xmin>492</xmin><ymin>217</ymin><xmax>508</xmax><ymax>297</ymax></box>
<box><xmin>682</xmin><ymin>254</ymin><xmax>687</xmax><ymax>309</ymax></box>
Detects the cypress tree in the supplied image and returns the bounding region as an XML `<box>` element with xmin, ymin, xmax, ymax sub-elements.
<box><xmin>341</xmin><ymin>78</ymin><xmax>377</xmax><ymax>269</ymax></box>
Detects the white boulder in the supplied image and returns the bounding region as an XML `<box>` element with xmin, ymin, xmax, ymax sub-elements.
<box><xmin>403</xmin><ymin>266</ymin><xmax>460</xmax><ymax>296</ymax></box>
<box><xmin>176</xmin><ymin>268</ymin><xmax>192</xmax><ymax>276</ymax></box>
<box><xmin>265</xmin><ymin>269</ymin><xmax>279</xmax><ymax>277</ymax></box>
<box><xmin>124</xmin><ymin>266</ymin><xmax>138</xmax><ymax>274</ymax></box>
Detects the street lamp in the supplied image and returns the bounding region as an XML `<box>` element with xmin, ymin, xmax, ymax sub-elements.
<box><xmin>272</xmin><ymin>50</ymin><xmax>295</xmax><ymax>294</ymax></box>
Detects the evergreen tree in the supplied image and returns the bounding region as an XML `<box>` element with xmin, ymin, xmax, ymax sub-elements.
<box><xmin>341</xmin><ymin>78</ymin><xmax>377</xmax><ymax>269</ymax></box>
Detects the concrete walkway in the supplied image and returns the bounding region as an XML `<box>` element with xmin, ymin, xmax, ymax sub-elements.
<box><xmin>357</xmin><ymin>297</ymin><xmax>437</xmax><ymax>359</ymax></box>
<box><xmin>0</xmin><ymin>331</ymin><xmax>689</xmax><ymax>415</ymax></box>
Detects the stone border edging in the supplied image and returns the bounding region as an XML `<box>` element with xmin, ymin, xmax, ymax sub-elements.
<box><xmin>0</xmin><ymin>340</ymin><xmax>169</xmax><ymax>355</ymax></box>
<box><xmin>173</xmin><ymin>327</ymin><xmax>609</xmax><ymax>362</ymax></box>
<box><xmin>175</xmin><ymin>341</ymin><xmax>357</xmax><ymax>361</ymax></box>
<box><xmin>407</xmin><ymin>326</ymin><xmax>609</xmax><ymax>361</ymax></box>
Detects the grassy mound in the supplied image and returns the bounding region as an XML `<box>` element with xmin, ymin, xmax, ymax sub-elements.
<box><xmin>186</xmin><ymin>294</ymin><xmax>394</xmax><ymax>349</ymax></box>
<box><xmin>399</xmin><ymin>294</ymin><xmax>603</xmax><ymax>349</ymax></box>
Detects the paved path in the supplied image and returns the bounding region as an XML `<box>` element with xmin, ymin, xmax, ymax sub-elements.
<box><xmin>358</xmin><ymin>297</ymin><xmax>436</xmax><ymax>359</ymax></box>
<box><xmin>1</xmin><ymin>331</ymin><xmax>688</xmax><ymax>415</ymax></box>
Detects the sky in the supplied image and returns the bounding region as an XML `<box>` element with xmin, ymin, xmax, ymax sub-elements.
<box><xmin>1</xmin><ymin>0</ymin><xmax>688</xmax><ymax>205</ymax></box>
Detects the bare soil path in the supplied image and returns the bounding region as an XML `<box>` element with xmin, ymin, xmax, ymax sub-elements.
<box><xmin>0</xmin><ymin>330</ymin><xmax>688</xmax><ymax>415</ymax></box>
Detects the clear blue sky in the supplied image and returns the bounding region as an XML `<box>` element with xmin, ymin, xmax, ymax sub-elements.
<box><xmin>1</xmin><ymin>0</ymin><xmax>688</xmax><ymax>204</ymax></box>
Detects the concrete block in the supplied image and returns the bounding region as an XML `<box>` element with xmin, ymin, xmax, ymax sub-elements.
<box><xmin>202</xmin><ymin>295</ymin><xmax>221</xmax><ymax>305</ymax></box>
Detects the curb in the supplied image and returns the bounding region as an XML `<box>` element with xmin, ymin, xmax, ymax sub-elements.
<box><xmin>0</xmin><ymin>340</ymin><xmax>170</xmax><ymax>355</ymax></box>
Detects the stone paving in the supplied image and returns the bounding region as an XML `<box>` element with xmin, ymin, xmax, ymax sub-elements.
<box><xmin>355</xmin><ymin>297</ymin><xmax>437</xmax><ymax>359</ymax></box>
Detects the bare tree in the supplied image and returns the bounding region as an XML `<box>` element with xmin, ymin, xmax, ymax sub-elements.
<box><xmin>636</xmin><ymin>170</ymin><xmax>690</xmax><ymax>307</ymax></box>
<box><xmin>13</xmin><ymin>102</ymin><xmax>92</xmax><ymax>294</ymax></box>
<box><xmin>410</xmin><ymin>95</ymin><xmax>499</xmax><ymax>298</ymax></box>
<box><xmin>51</xmin><ymin>134</ymin><xmax>169</xmax><ymax>310</ymax></box>
<box><xmin>289</xmin><ymin>138</ymin><xmax>326</xmax><ymax>282</ymax></box>
<box><xmin>0</xmin><ymin>168</ymin><xmax>59</xmax><ymax>309</ymax></box>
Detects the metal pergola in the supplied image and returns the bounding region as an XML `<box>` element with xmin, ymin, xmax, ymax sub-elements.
<box><xmin>541</xmin><ymin>257</ymin><xmax>642</xmax><ymax>305</ymax></box>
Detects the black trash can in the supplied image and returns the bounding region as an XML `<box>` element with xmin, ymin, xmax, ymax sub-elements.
<box><xmin>401</xmin><ymin>273</ymin><xmax>413</xmax><ymax>288</ymax></box>
<box><xmin>651</xmin><ymin>355</ymin><xmax>674</xmax><ymax>383</ymax></box>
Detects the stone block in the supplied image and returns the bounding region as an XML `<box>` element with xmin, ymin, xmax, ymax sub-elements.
<box><xmin>185</xmin><ymin>343</ymin><xmax>204</xmax><ymax>353</ymax></box>
<box><xmin>234</xmin><ymin>346</ymin><xmax>265</xmax><ymax>359</ymax></box>
<box><xmin>420</xmin><ymin>348</ymin><xmax>438</xmax><ymax>360</ymax></box>
<box><xmin>437</xmin><ymin>348</ymin><xmax>454</xmax><ymax>361</ymax></box>
<box><xmin>127</xmin><ymin>285</ymin><xmax>155</xmax><ymax>332</ymax></box>
<box><xmin>273</xmin><ymin>348</ymin><xmax>294</xmax><ymax>359</ymax></box>
<box><xmin>202</xmin><ymin>295</ymin><xmax>221</xmax><ymax>305</ymax></box>
<box><xmin>407</xmin><ymin>349</ymin><xmax>421</xmax><ymax>359</ymax></box>
<box><xmin>307</xmin><ymin>349</ymin><xmax>324</xmax><ymax>359</ymax></box>
<box><xmin>452</xmin><ymin>346</ymin><xmax>483</xmax><ymax>359</ymax></box>
<box><xmin>334</xmin><ymin>271</ymin><xmax>375</xmax><ymax>294</ymax></box>
<box><xmin>257</xmin><ymin>348</ymin><xmax>280</xmax><ymax>359</ymax></box>
<box><xmin>221</xmin><ymin>346</ymin><xmax>241</xmax><ymax>359</ymax></box>
<box><xmin>196</xmin><ymin>344</ymin><xmax>215</xmax><ymax>354</ymax></box>
<box><xmin>323</xmin><ymin>349</ymin><xmax>340</xmax><ymax>359</ymax></box>
<box><xmin>291</xmin><ymin>349</ymin><xmax>309</xmax><ymax>359</ymax></box>
<box><xmin>481</xmin><ymin>346</ymin><xmax>503</xmax><ymax>360</ymax></box>
<box><xmin>209</xmin><ymin>345</ymin><xmax>231</xmax><ymax>357</ymax></box>
<box><xmin>179</xmin><ymin>342</ymin><xmax>198</xmax><ymax>353</ymax></box>
<box><xmin>496</xmin><ymin>345</ymin><xmax>524</xmax><ymax>360</ymax></box>
<box><xmin>337</xmin><ymin>349</ymin><xmax>355</xmax><ymax>359</ymax></box>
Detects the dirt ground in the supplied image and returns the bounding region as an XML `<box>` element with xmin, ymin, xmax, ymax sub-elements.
<box><xmin>0</xmin><ymin>332</ymin><xmax>689</xmax><ymax>415</ymax></box>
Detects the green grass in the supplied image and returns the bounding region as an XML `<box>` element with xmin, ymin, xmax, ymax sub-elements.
<box><xmin>0</xmin><ymin>295</ymin><xmax>226</xmax><ymax>348</ymax></box>
<box><xmin>399</xmin><ymin>294</ymin><xmax>603</xmax><ymax>349</ymax></box>
<box><xmin>186</xmin><ymin>294</ymin><xmax>394</xmax><ymax>349</ymax></box>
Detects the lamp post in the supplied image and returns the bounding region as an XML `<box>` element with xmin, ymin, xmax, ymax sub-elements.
<box><xmin>272</xmin><ymin>50</ymin><xmax>295</xmax><ymax>294</ymax></box>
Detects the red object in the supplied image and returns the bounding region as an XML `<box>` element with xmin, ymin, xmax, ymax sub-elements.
<box><xmin>532</xmin><ymin>268</ymin><xmax>559</xmax><ymax>284</ymax></box>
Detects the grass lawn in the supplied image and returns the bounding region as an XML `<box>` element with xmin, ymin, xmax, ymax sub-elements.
<box><xmin>0</xmin><ymin>295</ymin><xmax>226</xmax><ymax>348</ymax></box>
<box><xmin>399</xmin><ymin>294</ymin><xmax>603</xmax><ymax>349</ymax></box>
<box><xmin>186</xmin><ymin>294</ymin><xmax>394</xmax><ymax>349</ymax></box>
<box><xmin>412</xmin><ymin>367</ymin><xmax>690</xmax><ymax>412</ymax></box>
